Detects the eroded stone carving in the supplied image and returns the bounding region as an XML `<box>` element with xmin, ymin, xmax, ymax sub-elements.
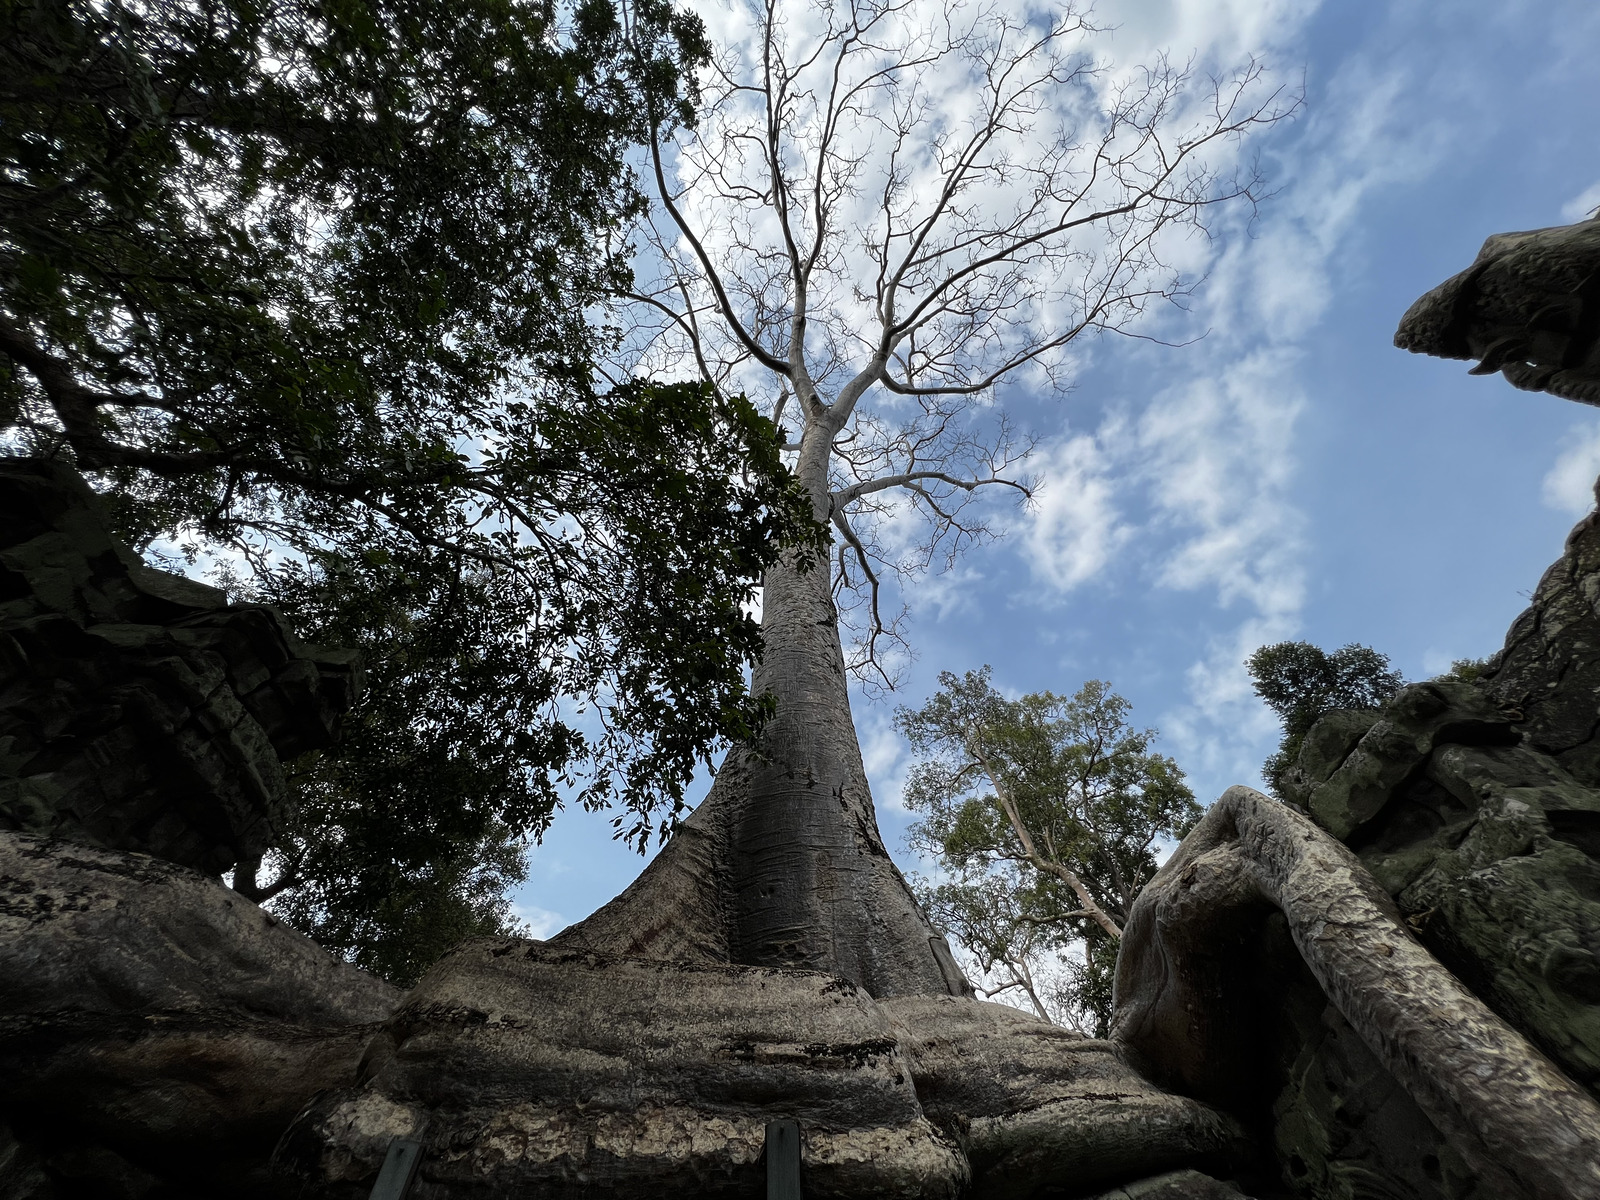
<box><xmin>1395</xmin><ymin>215</ymin><xmax>1600</xmax><ymax>403</ymax></box>
<box><xmin>0</xmin><ymin>458</ymin><xmax>357</xmax><ymax>873</ymax></box>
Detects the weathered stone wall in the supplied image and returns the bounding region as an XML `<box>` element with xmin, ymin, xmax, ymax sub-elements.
<box><xmin>0</xmin><ymin>458</ymin><xmax>357</xmax><ymax>873</ymax></box>
<box><xmin>0</xmin><ymin>459</ymin><xmax>389</xmax><ymax>1197</ymax></box>
<box><xmin>1170</xmin><ymin>502</ymin><xmax>1600</xmax><ymax>1199</ymax></box>
<box><xmin>1283</xmin><ymin>546</ymin><xmax>1600</xmax><ymax>1105</ymax></box>
<box><xmin>1112</xmin><ymin>783</ymin><xmax>1600</xmax><ymax>1200</ymax></box>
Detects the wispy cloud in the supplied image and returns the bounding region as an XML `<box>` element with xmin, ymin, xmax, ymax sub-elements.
<box><xmin>1561</xmin><ymin>180</ymin><xmax>1600</xmax><ymax>223</ymax></box>
<box><xmin>1543</xmin><ymin>421</ymin><xmax>1600</xmax><ymax>516</ymax></box>
<box><xmin>511</xmin><ymin>903</ymin><xmax>566</xmax><ymax>941</ymax></box>
<box><xmin>1137</xmin><ymin>353</ymin><xmax>1306</xmax><ymax>615</ymax></box>
<box><xmin>859</xmin><ymin>708</ymin><xmax>914</xmax><ymax>812</ymax></box>
<box><xmin>1011</xmin><ymin>3</ymin><xmax>1458</xmax><ymax>798</ymax></box>
<box><xmin>1024</xmin><ymin>432</ymin><xmax>1132</xmax><ymax>593</ymax></box>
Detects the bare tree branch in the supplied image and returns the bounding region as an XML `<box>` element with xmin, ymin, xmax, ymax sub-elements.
<box><xmin>643</xmin><ymin>112</ymin><xmax>792</xmax><ymax>379</ymax></box>
<box><xmin>613</xmin><ymin>0</ymin><xmax>1294</xmax><ymax>677</ymax></box>
<box><xmin>831</xmin><ymin>468</ymin><xmax>1032</xmax><ymax>509</ymax></box>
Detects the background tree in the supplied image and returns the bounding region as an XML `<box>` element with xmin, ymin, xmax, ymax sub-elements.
<box><xmin>1</xmin><ymin>0</ymin><xmax>818</xmax><ymax>979</ymax></box>
<box><xmin>1247</xmin><ymin>641</ymin><xmax>1404</xmax><ymax>799</ymax></box>
<box><xmin>555</xmin><ymin>0</ymin><xmax>1292</xmax><ymax>993</ymax></box>
<box><xmin>899</xmin><ymin>668</ymin><xmax>1200</xmax><ymax>1033</ymax></box>
<box><xmin>913</xmin><ymin>869</ymin><xmax>1069</xmax><ymax>1023</ymax></box>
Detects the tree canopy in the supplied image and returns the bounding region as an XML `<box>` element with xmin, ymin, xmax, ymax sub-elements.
<box><xmin>2</xmin><ymin>0</ymin><xmax>819</xmax><ymax>980</ymax></box>
<box><xmin>1246</xmin><ymin>641</ymin><xmax>1405</xmax><ymax>798</ymax></box>
<box><xmin>899</xmin><ymin>668</ymin><xmax>1199</xmax><ymax>1033</ymax></box>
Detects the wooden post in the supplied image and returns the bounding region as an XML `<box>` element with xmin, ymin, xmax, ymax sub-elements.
<box><xmin>765</xmin><ymin>1120</ymin><xmax>801</xmax><ymax>1200</ymax></box>
<box><xmin>368</xmin><ymin>1137</ymin><xmax>422</xmax><ymax>1200</ymax></box>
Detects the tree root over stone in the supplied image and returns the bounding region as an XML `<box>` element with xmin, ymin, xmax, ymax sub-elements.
<box><xmin>1112</xmin><ymin>785</ymin><xmax>1600</xmax><ymax>1200</ymax></box>
<box><xmin>276</xmin><ymin>941</ymin><xmax>1253</xmax><ymax>1199</ymax></box>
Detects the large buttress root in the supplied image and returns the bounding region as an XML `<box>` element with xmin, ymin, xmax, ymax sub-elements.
<box><xmin>549</xmin><ymin>757</ymin><xmax>744</xmax><ymax>964</ymax></box>
<box><xmin>555</xmin><ymin>558</ymin><xmax>968</xmax><ymax>999</ymax></box>
<box><xmin>1113</xmin><ymin>785</ymin><xmax>1600</xmax><ymax>1200</ymax></box>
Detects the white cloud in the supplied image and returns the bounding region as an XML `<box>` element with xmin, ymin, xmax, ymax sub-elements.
<box><xmin>1562</xmin><ymin>180</ymin><xmax>1600</xmax><ymax>223</ymax></box>
<box><xmin>859</xmin><ymin>710</ymin><xmax>913</xmax><ymax>812</ymax></box>
<box><xmin>511</xmin><ymin>904</ymin><xmax>566</xmax><ymax>940</ymax></box>
<box><xmin>1018</xmin><ymin>25</ymin><xmax>1426</xmax><ymax>601</ymax></box>
<box><xmin>910</xmin><ymin>564</ymin><xmax>988</xmax><ymax>624</ymax></box>
<box><xmin>1159</xmin><ymin>614</ymin><xmax>1294</xmax><ymax>794</ymax></box>
<box><xmin>1542</xmin><ymin>422</ymin><xmax>1600</xmax><ymax>515</ymax></box>
<box><xmin>1136</xmin><ymin>354</ymin><xmax>1306</xmax><ymax>617</ymax></box>
<box><xmin>1024</xmin><ymin>433</ymin><xmax>1131</xmax><ymax>593</ymax></box>
<box><xmin>1123</xmin><ymin>352</ymin><xmax>1306</xmax><ymax>796</ymax></box>
<box><xmin>1092</xmin><ymin>19</ymin><xmax>1440</xmax><ymax>800</ymax></box>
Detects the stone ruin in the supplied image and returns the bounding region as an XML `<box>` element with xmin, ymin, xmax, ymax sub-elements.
<box><xmin>3</xmin><ymin>219</ymin><xmax>1600</xmax><ymax>1199</ymax></box>
<box><xmin>0</xmin><ymin>460</ymin><xmax>358</xmax><ymax>873</ymax></box>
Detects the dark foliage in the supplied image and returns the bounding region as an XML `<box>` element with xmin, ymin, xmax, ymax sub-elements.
<box><xmin>1247</xmin><ymin>641</ymin><xmax>1404</xmax><ymax>798</ymax></box>
<box><xmin>2</xmin><ymin>0</ymin><xmax>819</xmax><ymax>980</ymax></box>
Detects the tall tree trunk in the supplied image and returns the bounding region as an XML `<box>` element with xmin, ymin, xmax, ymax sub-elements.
<box><xmin>555</xmin><ymin>433</ymin><xmax>968</xmax><ymax>998</ymax></box>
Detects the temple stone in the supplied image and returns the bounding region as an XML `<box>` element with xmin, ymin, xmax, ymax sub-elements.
<box><xmin>0</xmin><ymin>829</ymin><xmax>399</xmax><ymax>1195</ymax></box>
<box><xmin>1395</xmin><ymin>215</ymin><xmax>1600</xmax><ymax>403</ymax></box>
<box><xmin>0</xmin><ymin>457</ymin><xmax>357</xmax><ymax>873</ymax></box>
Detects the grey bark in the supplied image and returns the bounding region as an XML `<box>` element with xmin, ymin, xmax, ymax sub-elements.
<box><xmin>0</xmin><ymin>830</ymin><xmax>395</xmax><ymax>1023</ymax></box>
<box><xmin>19</xmin><ymin>206</ymin><xmax>1600</xmax><ymax>1197</ymax></box>
<box><xmin>15</xmin><ymin>450</ymin><xmax>1600</xmax><ymax>1197</ymax></box>
<box><xmin>558</xmin><ymin>435</ymin><xmax>966</xmax><ymax>998</ymax></box>
<box><xmin>1113</xmin><ymin>786</ymin><xmax>1600</xmax><ymax>1200</ymax></box>
<box><xmin>729</xmin><ymin>551</ymin><xmax>960</xmax><ymax>993</ymax></box>
<box><xmin>1279</xmin><ymin>507</ymin><xmax>1600</xmax><ymax>1100</ymax></box>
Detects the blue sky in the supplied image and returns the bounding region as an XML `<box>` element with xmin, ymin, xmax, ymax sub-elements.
<box><xmin>512</xmin><ymin>0</ymin><xmax>1600</xmax><ymax>937</ymax></box>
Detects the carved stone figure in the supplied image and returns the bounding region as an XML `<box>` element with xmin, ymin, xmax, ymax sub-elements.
<box><xmin>1394</xmin><ymin>215</ymin><xmax>1600</xmax><ymax>404</ymax></box>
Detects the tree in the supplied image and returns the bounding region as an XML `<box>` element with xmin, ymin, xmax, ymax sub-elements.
<box><xmin>913</xmin><ymin>865</ymin><xmax>1118</xmax><ymax>1034</ymax></box>
<box><xmin>1</xmin><ymin>0</ymin><xmax>818</xmax><ymax>975</ymax></box>
<box><xmin>554</xmin><ymin>0</ymin><xmax>1290</xmax><ymax>994</ymax></box>
<box><xmin>899</xmin><ymin>668</ymin><xmax>1199</xmax><ymax>1032</ymax></box>
<box><xmin>1246</xmin><ymin>641</ymin><xmax>1404</xmax><ymax>798</ymax></box>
